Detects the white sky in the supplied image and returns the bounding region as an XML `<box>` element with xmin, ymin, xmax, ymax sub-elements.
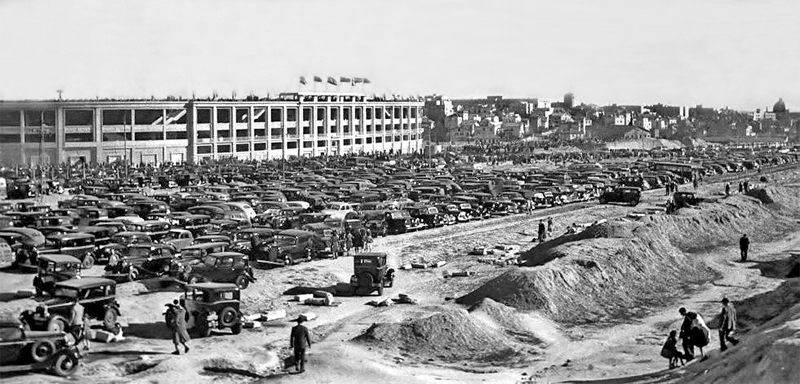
<box><xmin>1</xmin><ymin>0</ymin><xmax>798</xmax><ymax>110</ymax></box>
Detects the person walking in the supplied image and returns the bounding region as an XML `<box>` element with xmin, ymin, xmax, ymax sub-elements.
<box><xmin>547</xmin><ymin>217</ymin><xmax>553</xmax><ymax>234</ymax></box>
<box><xmin>537</xmin><ymin>219</ymin><xmax>546</xmax><ymax>242</ymax></box>
<box><xmin>344</xmin><ymin>231</ymin><xmax>354</xmax><ymax>256</ymax></box>
<box><xmin>678</xmin><ymin>307</ymin><xmax>695</xmax><ymax>360</ymax></box>
<box><xmin>166</xmin><ymin>300</ymin><xmax>190</xmax><ymax>355</ymax></box>
<box><xmin>719</xmin><ymin>298</ymin><xmax>739</xmax><ymax>352</ymax></box>
<box><xmin>738</xmin><ymin>181</ymin><xmax>743</xmax><ymax>193</ymax></box>
<box><xmin>290</xmin><ymin>315</ymin><xmax>312</xmax><ymax>373</ymax></box>
<box><xmin>687</xmin><ymin>312</ymin><xmax>710</xmax><ymax>357</ymax></box>
<box><xmin>739</xmin><ymin>234</ymin><xmax>750</xmax><ymax>262</ymax></box>
<box><xmin>724</xmin><ymin>182</ymin><xmax>730</xmax><ymax>197</ymax></box>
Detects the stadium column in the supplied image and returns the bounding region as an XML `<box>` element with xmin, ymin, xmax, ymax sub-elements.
<box><xmin>93</xmin><ymin>107</ymin><xmax>103</xmax><ymax>164</ymax></box>
<box><xmin>229</xmin><ymin>106</ymin><xmax>236</xmax><ymax>160</ymax></box>
<box><xmin>281</xmin><ymin>105</ymin><xmax>287</xmax><ymax>161</ymax></box>
<box><xmin>311</xmin><ymin>104</ymin><xmax>318</xmax><ymax>157</ymax></box>
<box><xmin>211</xmin><ymin>106</ymin><xmax>218</xmax><ymax>159</ymax></box>
<box><xmin>248</xmin><ymin>105</ymin><xmax>255</xmax><ymax>161</ymax></box>
<box><xmin>265</xmin><ymin>106</ymin><xmax>272</xmax><ymax>160</ymax></box>
<box><xmin>55</xmin><ymin>106</ymin><xmax>65</xmax><ymax>164</ymax></box>
<box><xmin>161</xmin><ymin>109</ymin><xmax>167</xmax><ymax>165</ymax></box>
<box><xmin>338</xmin><ymin>105</ymin><xmax>344</xmax><ymax>155</ymax></box>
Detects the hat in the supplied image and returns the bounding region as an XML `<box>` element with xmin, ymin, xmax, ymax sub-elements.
<box><xmin>291</xmin><ymin>315</ymin><xmax>308</xmax><ymax>323</ymax></box>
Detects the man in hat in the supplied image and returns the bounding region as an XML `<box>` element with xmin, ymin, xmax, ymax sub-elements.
<box><xmin>166</xmin><ymin>299</ymin><xmax>190</xmax><ymax>355</ymax></box>
<box><xmin>290</xmin><ymin>315</ymin><xmax>312</xmax><ymax>373</ymax></box>
<box><xmin>739</xmin><ymin>234</ymin><xmax>750</xmax><ymax>262</ymax></box>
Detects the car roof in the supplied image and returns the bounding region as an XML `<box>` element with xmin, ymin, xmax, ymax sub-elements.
<box><xmin>46</xmin><ymin>232</ymin><xmax>95</xmax><ymax>240</ymax></box>
<box><xmin>39</xmin><ymin>254</ymin><xmax>81</xmax><ymax>263</ymax></box>
<box><xmin>354</xmin><ymin>252</ymin><xmax>387</xmax><ymax>258</ymax></box>
<box><xmin>183</xmin><ymin>242</ymin><xmax>227</xmax><ymax>250</ymax></box>
<box><xmin>207</xmin><ymin>251</ymin><xmax>247</xmax><ymax>258</ymax></box>
<box><xmin>55</xmin><ymin>277</ymin><xmax>115</xmax><ymax>289</ymax></box>
<box><xmin>113</xmin><ymin>231</ymin><xmax>149</xmax><ymax>237</ymax></box>
<box><xmin>187</xmin><ymin>282</ymin><xmax>239</xmax><ymax>291</ymax></box>
<box><xmin>278</xmin><ymin>229</ymin><xmax>313</xmax><ymax>237</ymax></box>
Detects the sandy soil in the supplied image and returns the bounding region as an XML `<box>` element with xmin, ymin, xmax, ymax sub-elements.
<box><xmin>1</xmin><ymin>166</ymin><xmax>799</xmax><ymax>384</ymax></box>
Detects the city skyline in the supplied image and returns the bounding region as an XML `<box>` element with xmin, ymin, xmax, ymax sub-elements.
<box><xmin>1</xmin><ymin>0</ymin><xmax>798</xmax><ymax>111</ymax></box>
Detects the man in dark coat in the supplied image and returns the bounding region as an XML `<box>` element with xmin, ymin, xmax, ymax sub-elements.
<box><xmin>537</xmin><ymin>220</ymin><xmax>546</xmax><ymax>242</ymax></box>
<box><xmin>290</xmin><ymin>315</ymin><xmax>312</xmax><ymax>373</ymax></box>
<box><xmin>719</xmin><ymin>298</ymin><xmax>739</xmax><ymax>351</ymax></box>
<box><xmin>678</xmin><ymin>307</ymin><xmax>695</xmax><ymax>360</ymax></box>
<box><xmin>739</xmin><ymin>234</ymin><xmax>750</xmax><ymax>262</ymax></box>
<box><xmin>166</xmin><ymin>300</ymin><xmax>190</xmax><ymax>355</ymax></box>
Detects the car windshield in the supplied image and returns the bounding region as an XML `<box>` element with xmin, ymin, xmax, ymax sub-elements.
<box><xmin>236</xmin><ymin>232</ymin><xmax>254</xmax><ymax>241</ymax></box>
<box><xmin>275</xmin><ymin>235</ymin><xmax>297</xmax><ymax>246</ymax></box>
<box><xmin>53</xmin><ymin>286</ymin><xmax>79</xmax><ymax>299</ymax></box>
<box><xmin>183</xmin><ymin>249</ymin><xmax>204</xmax><ymax>259</ymax></box>
<box><xmin>163</xmin><ymin>231</ymin><xmax>182</xmax><ymax>240</ymax></box>
<box><xmin>202</xmin><ymin>256</ymin><xmax>217</xmax><ymax>265</ymax></box>
<box><xmin>126</xmin><ymin>247</ymin><xmax>151</xmax><ymax>258</ymax></box>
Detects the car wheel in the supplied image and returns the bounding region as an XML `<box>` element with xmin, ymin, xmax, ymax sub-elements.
<box><xmin>196</xmin><ymin>321</ymin><xmax>212</xmax><ymax>338</ymax></box>
<box><xmin>283</xmin><ymin>256</ymin><xmax>293</xmax><ymax>267</ymax></box>
<box><xmin>52</xmin><ymin>352</ymin><xmax>80</xmax><ymax>377</ymax></box>
<box><xmin>30</xmin><ymin>340</ymin><xmax>56</xmax><ymax>363</ymax></box>
<box><xmin>234</xmin><ymin>275</ymin><xmax>249</xmax><ymax>289</ymax></box>
<box><xmin>103</xmin><ymin>309</ymin><xmax>118</xmax><ymax>331</ymax></box>
<box><xmin>219</xmin><ymin>306</ymin><xmax>237</xmax><ymax>328</ymax></box>
<box><xmin>127</xmin><ymin>267</ymin><xmax>139</xmax><ymax>282</ymax></box>
<box><xmin>47</xmin><ymin>318</ymin><xmax>67</xmax><ymax>333</ymax></box>
<box><xmin>81</xmin><ymin>255</ymin><xmax>95</xmax><ymax>269</ymax></box>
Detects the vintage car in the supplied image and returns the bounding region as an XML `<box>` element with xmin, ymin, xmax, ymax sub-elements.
<box><xmin>360</xmin><ymin>210</ymin><xmax>389</xmax><ymax>237</ymax></box>
<box><xmin>126</xmin><ymin>220</ymin><xmax>171</xmax><ymax>241</ymax></box>
<box><xmin>161</xmin><ymin>229</ymin><xmax>195</xmax><ymax>252</ymax></box>
<box><xmin>75</xmin><ymin>226</ymin><xmax>112</xmax><ymax>248</ymax></box>
<box><xmin>349</xmin><ymin>253</ymin><xmax>395</xmax><ymax>296</ymax></box>
<box><xmin>673</xmin><ymin>191</ymin><xmax>702</xmax><ymax>208</ymax></box>
<box><xmin>258</xmin><ymin>229</ymin><xmax>315</xmax><ymax>266</ymax></box>
<box><xmin>385</xmin><ymin>210</ymin><xmax>423</xmax><ymax>234</ymax></box>
<box><xmin>57</xmin><ymin>195</ymin><xmax>101</xmax><ymax>209</ymax></box>
<box><xmin>38</xmin><ymin>233</ymin><xmax>97</xmax><ymax>269</ymax></box>
<box><xmin>19</xmin><ymin>277</ymin><xmax>121</xmax><ymax>332</ymax></box>
<box><xmin>231</xmin><ymin>227</ymin><xmax>277</xmax><ymax>252</ymax></box>
<box><xmin>98</xmin><ymin>231</ymin><xmax>155</xmax><ymax>265</ymax></box>
<box><xmin>171</xmin><ymin>214</ymin><xmax>212</xmax><ymax>236</ymax></box>
<box><xmin>105</xmin><ymin>244</ymin><xmax>176</xmax><ymax>282</ymax></box>
<box><xmin>32</xmin><ymin>255</ymin><xmax>82</xmax><ymax>296</ymax></box>
<box><xmin>173</xmin><ymin>252</ymin><xmax>255</xmax><ymax>289</ymax></box>
<box><xmin>599</xmin><ymin>186</ymin><xmax>642</xmax><ymax>206</ymax></box>
<box><xmin>193</xmin><ymin>235</ymin><xmax>232</xmax><ymax>246</ymax></box>
<box><xmin>179</xmin><ymin>283</ymin><xmax>243</xmax><ymax>337</ymax></box>
<box><xmin>406</xmin><ymin>206</ymin><xmax>444</xmax><ymax>229</ymax></box>
<box><xmin>207</xmin><ymin>219</ymin><xmax>239</xmax><ymax>238</ymax></box>
<box><xmin>300</xmin><ymin>223</ymin><xmax>339</xmax><ymax>258</ymax></box>
<box><xmin>0</xmin><ymin>318</ymin><xmax>82</xmax><ymax>377</ymax></box>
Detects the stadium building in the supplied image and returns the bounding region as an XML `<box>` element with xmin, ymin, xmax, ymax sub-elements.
<box><xmin>0</xmin><ymin>92</ymin><xmax>424</xmax><ymax>166</ymax></box>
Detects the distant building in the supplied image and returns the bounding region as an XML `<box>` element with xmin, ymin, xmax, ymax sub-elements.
<box><xmin>423</xmin><ymin>94</ymin><xmax>454</xmax><ymax>142</ymax></box>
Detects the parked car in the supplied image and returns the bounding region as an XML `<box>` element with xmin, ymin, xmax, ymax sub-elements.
<box><xmin>161</xmin><ymin>229</ymin><xmax>195</xmax><ymax>252</ymax></box>
<box><xmin>32</xmin><ymin>255</ymin><xmax>82</xmax><ymax>296</ymax></box>
<box><xmin>179</xmin><ymin>283</ymin><xmax>243</xmax><ymax>337</ymax></box>
<box><xmin>673</xmin><ymin>191</ymin><xmax>701</xmax><ymax>208</ymax></box>
<box><xmin>173</xmin><ymin>252</ymin><xmax>255</xmax><ymax>289</ymax></box>
<box><xmin>349</xmin><ymin>252</ymin><xmax>395</xmax><ymax>296</ymax></box>
<box><xmin>19</xmin><ymin>277</ymin><xmax>121</xmax><ymax>332</ymax></box>
<box><xmin>38</xmin><ymin>233</ymin><xmax>97</xmax><ymax>269</ymax></box>
<box><xmin>104</xmin><ymin>244</ymin><xmax>177</xmax><ymax>282</ymax></box>
<box><xmin>260</xmin><ymin>229</ymin><xmax>315</xmax><ymax>266</ymax></box>
<box><xmin>598</xmin><ymin>186</ymin><xmax>642</xmax><ymax>206</ymax></box>
<box><xmin>0</xmin><ymin>317</ymin><xmax>82</xmax><ymax>377</ymax></box>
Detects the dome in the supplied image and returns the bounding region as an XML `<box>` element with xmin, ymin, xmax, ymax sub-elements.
<box><xmin>773</xmin><ymin>98</ymin><xmax>786</xmax><ymax>113</ymax></box>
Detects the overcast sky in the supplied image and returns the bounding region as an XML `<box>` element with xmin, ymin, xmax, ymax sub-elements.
<box><xmin>1</xmin><ymin>0</ymin><xmax>798</xmax><ymax>110</ymax></box>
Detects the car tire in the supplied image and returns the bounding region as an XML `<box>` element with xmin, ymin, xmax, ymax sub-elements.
<box><xmin>52</xmin><ymin>352</ymin><xmax>80</xmax><ymax>377</ymax></box>
<box><xmin>30</xmin><ymin>340</ymin><xmax>56</xmax><ymax>363</ymax></box>
<box><xmin>234</xmin><ymin>275</ymin><xmax>249</xmax><ymax>290</ymax></box>
<box><xmin>127</xmin><ymin>267</ymin><xmax>139</xmax><ymax>282</ymax></box>
<box><xmin>219</xmin><ymin>307</ymin><xmax>237</xmax><ymax>328</ymax></box>
<box><xmin>103</xmin><ymin>309</ymin><xmax>118</xmax><ymax>331</ymax></box>
<box><xmin>82</xmin><ymin>255</ymin><xmax>95</xmax><ymax>269</ymax></box>
<box><xmin>47</xmin><ymin>318</ymin><xmax>67</xmax><ymax>333</ymax></box>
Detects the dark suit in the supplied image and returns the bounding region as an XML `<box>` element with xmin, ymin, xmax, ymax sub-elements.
<box><xmin>290</xmin><ymin>324</ymin><xmax>311</xmax><ymax>371</ymax></box>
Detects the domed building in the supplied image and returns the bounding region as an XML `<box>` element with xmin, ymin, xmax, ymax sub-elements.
<box><xmin>773</xmin><ymin>98</ymin><xmax>787</xmax><ymax>113</ymax></box>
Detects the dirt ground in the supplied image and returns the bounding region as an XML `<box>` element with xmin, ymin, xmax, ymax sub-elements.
<box><xmin>2</xmin><ymin>166</ymin><xmax>799</xmax><ymax>384</ymax></box>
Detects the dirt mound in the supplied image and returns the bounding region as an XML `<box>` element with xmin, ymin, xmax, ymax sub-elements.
<box><xmin>467</xmin><ymin>298</ymin><xmax>562</xmax><ymax>345</ymax></box>
<box><xmin>461</xmin><ymin>190</ymin><xmax>800</xmax><ymax>323</ymax></box>
<box><xmin>353</xmin><ymin>306</ymin><xmax>524</xmax><ymax>364</ymax></box>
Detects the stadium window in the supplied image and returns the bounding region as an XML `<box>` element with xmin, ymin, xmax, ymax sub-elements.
<box><xmin>303</xmin><ymin>141</ymin><xmax>313</xmax><ymax>148</ymax></box>
<box><xmin>197</xmin><ymin>145</ymin><xmax>212</xmax><ymax>154</ymax></box>
<box><xmin>166</xmin><ymin>109</ymin><xmax>187</xmax><ymax>125</ymax></box>
<box><xmin>0</xmin><ymin>110</ymin><xmax>21</xmax><ymax>126</ymax></box>
<box><xmin>166</xmin><ymin>131</ymin><xmax>187</xmax><ymax>140</ymax></box>
<box><xmin>271</xmin><ymin>142</ymin><xmax>282</xmax><ymax>150</ymax></box>
<box><xmin>135</xmin><ymin>109</ymin><xmax>163</xmax><ymax>125</ymax></box>
<box><xmin>135</xmin><ymin>131</ymin><xmax>164</xmax><ymax>141</ymax></box>
<box><xmin>402</xmin><ymin>135</ymin><xmax>409</xmax><ymax>141</ymax></box>
<box><xmin>316</xmin><ymin>108</ymin><xmax>325</xmax><ymax>121</ymax></box>
<box><xmin>355</xmin><ymin>108</ymin><xmax>362</xmax><ymax>120</ymax></box>
<box><xmin>102</xmin><ymin>132</ymin><xmax>132</xmax><ymax>141</ymax></box>
<box><xmin>302</xmin><ymin>108</ymin><xmax>311</xmax><ymax>122</ymax></box>
<box><xmin>102</xmin><ymin>109</ymin><xmax>129</xmax><ymax>125</ymax></box>
<box><xmin>366</xmin><ymin>137</ymin><xmax>372</xmax><ymax>144</ymax></box>
<box><xmin>235</xmin><ymin>108</ymin><xmax>249</xmax><ymax>123</ymax></box>
<box><xmin>217</xmin><ymin>129</ymin><xmax>230</xmax><ymax>139</ymax></box>
<box><xmin>0</xmin><ymin>133</ymin><xmax>21</xmax><ymax>142</ymax></box>
<box><xmin>286</xmin><ymin>108</ymin><xmax>297</xmax><ymax>122</ymax></box>
<box><xmin>236</xmin><ymin>143</ymin><xmax>250</xmax><ymax>152</ymax></box>
<box><xmin>355</xmin><ymin>138</ymin><xmax>362</xmax><ymax>144</ymax></box>
<box><xmin>317</xmin><ymin>140</ymin><xmax>326</xmax><ymax>147</ymax></box>
<box><xmin>66</xmin><ymin>132</ymin><xmax>93</xmax><ymax>142</ymax></box>
<box><xmin>287</xmin><ymin>141</ymin><xmax>298</xmax><ymax>149</ymax></box>
<box><xmin>254</xmin><ymin>128</ymin><xmax>266</xmax><ymax>138</ymax></box>
<box><xmin>236</xmin><ymin>129</ymin><xmax>249</xmax><ymax>138</ymax></box>
<box><xmin>253</xmin><ymin>143</ymin><xmax>266</xmax><ymax>151</ymax></box>
<box><xmin>253</xmin><ymin>108</ymin><xmax>266</xmax><ymax>123</ymax></box>
<box><xmin>216</xmin><ymin>109</ymin><xmax>230</xmax><ymax>124</ymax></box>
<box><xmin>196</xmin><ymin>109</ymin><xmax>211</xmax><ymax>124</ymax></box>
<box><xmin>197</xmin><ymin>130</ymin><xmax>211</xmax><ymax>140</ymax></box>
<box><xmin>270</xmin><ymin>108</ymin><xmax>282</xmax><ymax>122</ymax></box>
<box><xmin>64</xmin><ymin>110</ymin><xmax>93</xmax><ymax>126</ymax></box>
<box><xmin>218</xmin><ymin>144</ymin><xmax>231</xmax><ymax>153</ymax></box>
<box><xmin>365</xmin><ymin>108</ymin><xmax>373</xmax><ymax>120</ymax></box>
<box><xmin>375</xmin><ymin>137</ymin><xmax>382</xmax><ymax>143</ymax></box>
<box><xmin>343</xmin><ymin>139</ymin><xmax>351</xmax><ymax>146</ymax></box>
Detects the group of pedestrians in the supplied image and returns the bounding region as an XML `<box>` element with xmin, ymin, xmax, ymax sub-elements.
<box><xmin>661</xmin><ymin>298</ymin><xmax>739</xmax><ymax>368</ymax></box>
<box><xmin>532</xmin><ymin>217</ymin><xmax>554</xmax><ymax>242</ymax></box>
